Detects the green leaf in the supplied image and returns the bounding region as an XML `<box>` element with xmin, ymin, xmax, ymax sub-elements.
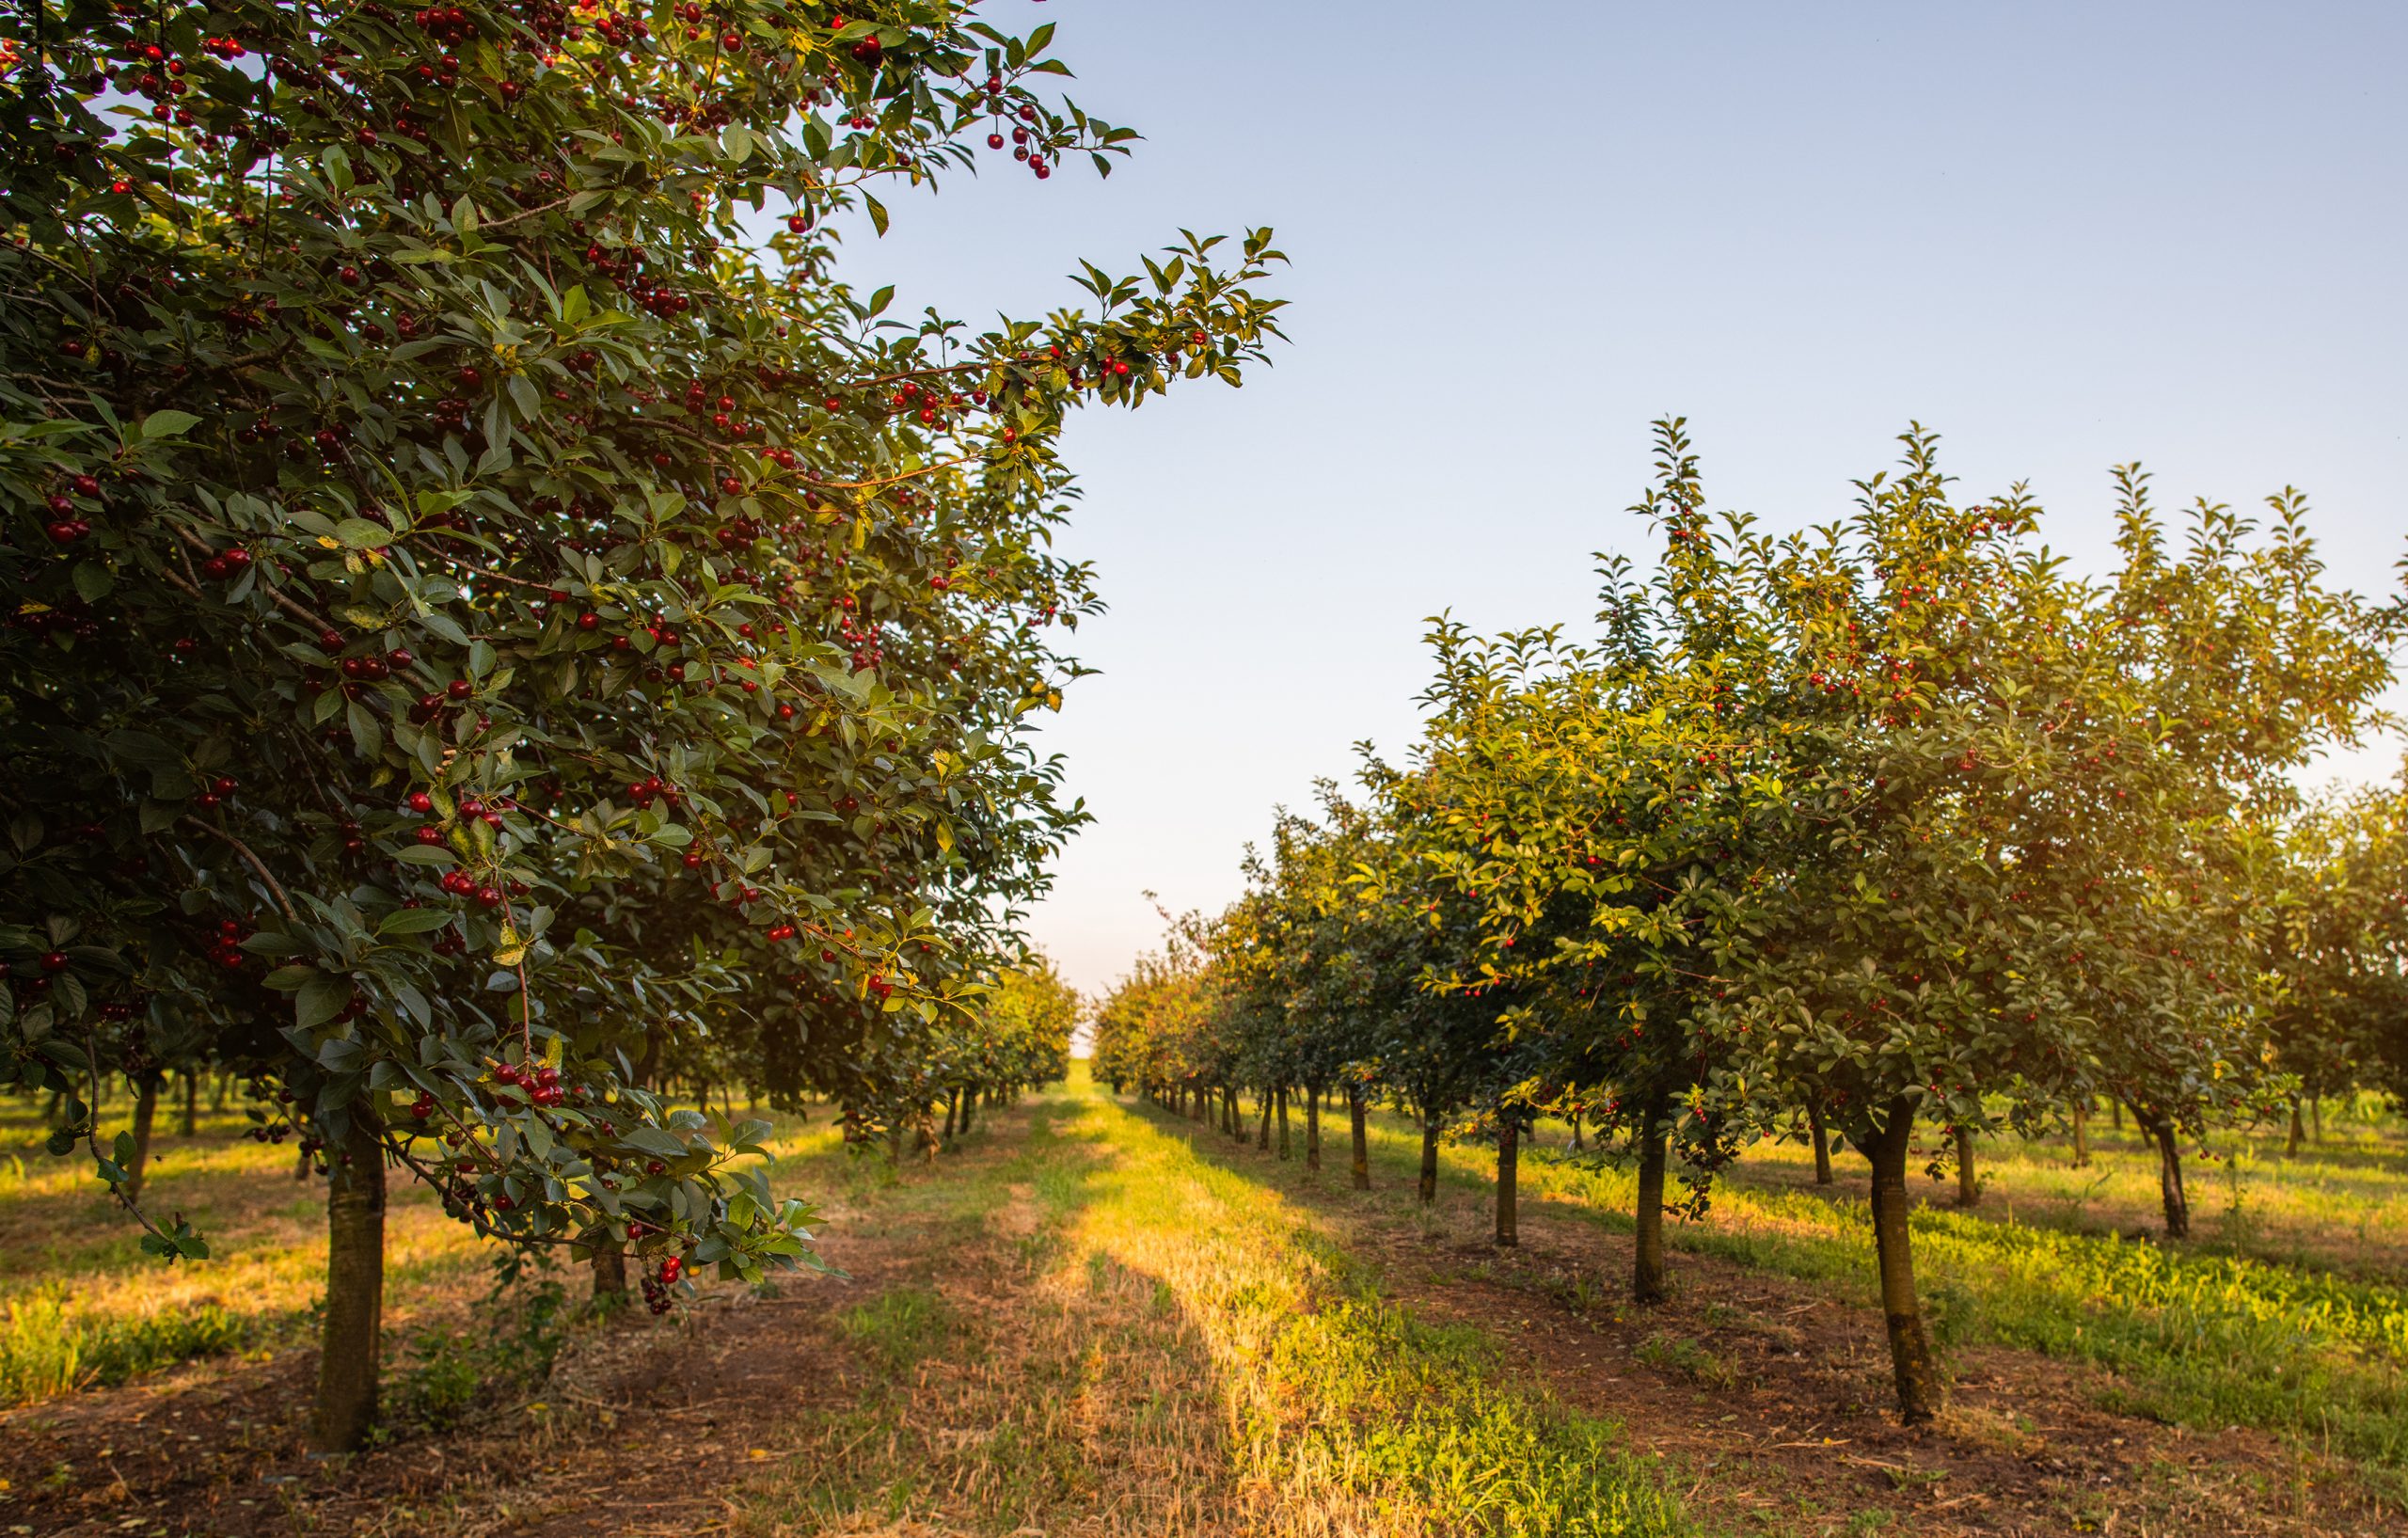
<box><xmin>140</xmin><ymin>410</ymin><xmax>202</xmax><ymax>439</ymax></box>
<box><xmin>71</xmin><ymin>561</ymin><xmax>113</xmax><ymax>602</ymax></box>
<box><xmin>863</xmin><ymin>194</ymin><xmax>889</xmax><ymax>237</ymax></box>
<box><xmin>378</xmin><ymin>906</ymin><xmax>454</xmax><ymax>936</ymax></box>
<box><xmin>295</xmin><ymin>972</ymin><xmax>352</xmax><ymax>1029</ymax></box>
<box><xmin>333</xmin><ymin>518</ymin><xmax>391</xmax><ymax>549</ymax></box>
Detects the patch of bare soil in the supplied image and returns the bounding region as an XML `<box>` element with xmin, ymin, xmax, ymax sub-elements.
<box><xmin>0</xmin><ymin>1141</ymin><xmax>993</xmax><ymax>1538</ymax></box>
<box><xmin>1196</xmin><ymin>1124</ymin><xmax>2383</xmax><ymax>1538</ymax></box>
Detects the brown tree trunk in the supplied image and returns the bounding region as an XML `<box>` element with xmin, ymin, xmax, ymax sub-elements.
<box><xmin>943</xmin><ymin>1089</ymin><xmax>959</xmax><ymax>1140</ymax></box>
<box><xmin>592</xmin><ymin>1241</ymin><xmax>627</xmax><ymax>1299</ymax></box>
<box><xmin>1349</xmin><ymin>1086</ymin><xmax>1370</xmax><ymax>1189</ymax></box>
<box><xmin>1276</xmin><ymin>1086</ymin><xmax>1291</xmax><ymax>1160</ymax></box>
<box><xmin>2071</xmin><ymin>1101</ymin><xmax>2090</xmax><ymax>1166</ymax></box>
<box><xmin>1495</xmin><ymin>1118</ymin><xmax>1519</xmax><ymax>1247</ymax></box>
<box><xmin>1567</xmin><ymin>1109</ymin><xmax>1585</xmax><ymax>1152</ymax></box>
<box><xmin>1955</xmin><ymin>1124</ymin><xmax>1980</xmax><ymax>1208</ymax></box>
<box><xmin>312</xmin><ymin>1111</ymin><xmax>387</xmax><ymax>1452</ymax></box>
<box><xmin>1864</xmin><ymin>1102</ymin><xmax>1942</xmax><ymax>1422</ymax></box>
<box><xmin>2111</xmin><ymin>1099</ymin><xmax>2122</xmax><ymax>1134</ymax></box>
<box><xmin>1305</xmin><ymin>1089</ymin><xmax>1322</xmax><ymax>1170</ymax></box>
<box><xmin>180</xmin><ymin>1070</ymin><xmax>198</xmax><ymax>1137</ymax></box>
<box><xmin>959</xmin><ymin>1092</ymin><xmax>976</xmax><ymax>1135</ymax></box>
<box><xmin>2147</xmin><ymin>1116</ymin><xmax>2190</xmax><ymax>1238</ymax></box>
<box><xmin>1807</xmin><ymin>1100</ymin><xmax>1834</xmax><ymax>1184</ymax></box>
<box><xmin>1417</xmin><ymin>1114</ymin><xmax>1440</xmax><ymax>1205</ymax></box>
<box><xmin>2287</xmin><ymin>1097</ymin><xmax>2304</xmax><ymax>1157</ymax></box>
<box><xmin>2311</xmin><ymin>1096</ymin><xmax>2322</xmax><ymax>1142</ymax></box>
<box><xmin>123</xmin><ymin>1077</ymin><xmax>160</xmax><ymax>1207</ymax></box>
<box><xmin>1257</xmin><ymin>1091</ymin><xmax>1273</xmax><ymax>1150</ymax></box>
<box><xmin>1634</xmin><ymin>1090</ymin><xmax>1671</xmax><ymax>1304</ymax></box>
<box><xmin>1225</xmin><ymin>1087</ymin><xmax>1239</xmax><ymax>1138</ymax></box>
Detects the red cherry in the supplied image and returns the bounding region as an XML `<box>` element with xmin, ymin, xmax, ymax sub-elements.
<box><xmin>40</xmin><ymin>952</ymin><xmax>70</xmax><ymax>973</ymax></box>
<box><xmin>408</xmin><ymin>791</ymin><xmax>435</xmax><ymax>813</ymax></box>
<box><xmin>318</xmin><ymin>628</ymin><xmax>345</xmax><ymax>652</ymax></box>
<box><xmin>45</xmin><ymin>520</ymin><xmax>86</xmax><ymax>545</ymax></box>
<box><xmin>416</xmin><ymin>825</ymin><xmax>446</xmax><ymax>846</ymax></box>
<box><xmin>447</xmin><ymin>680</ymin><xmax>472</xmax><ymax>701</ymax></box>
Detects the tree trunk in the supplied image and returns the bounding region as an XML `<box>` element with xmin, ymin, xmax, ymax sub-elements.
<box><xmin>1865</xmin><ymin>1102</ymin><xmax>1942</xmax><ymax>1422</ymax></box>
<box><xmin>886</xmin><ymin>1123</ymin><xmax>902</xmax><ymax>1165</ymax></box>
<box><xmin>1954</xmin><ymin>1124</ymin><xmax>1980</xmax><ymax>1207</ymax></box>
<box><xmin>180</xmin><ymin>1071</ymin><xmax>198</xmax><ymax>1138</ymax></box>
<box><xmin>2111</xmin><ymin>1099</ymin><xmax>2122</xmax><ymax>1134</ymax></box>
<box><xmin>1350</xmin><ymin>1086</ymin><xmax>1370</xmax><ymax>1190</ymax></box>
<box><xmin>2311</xmin><ymin>1095</ymin><xmax>2322</xmax><ymax>1143</ymax></box>
<box><xmin>2071</xmin><ymin>1101</ymin><xmax>2090</xmax><ymax>1166</ymax></box>
<box><xmin>1417</xmin><ymin>1114</ymin><xmax>1440</xmax><ymax>1205</ymax></box>
<box><xmin>1495</xmin><ymin>1118</ymin><xmax>1519</xmax><ymax>1247</ymax></box>
<box><xmin>1634</xmin><ymin>1090</ymin><xmax>1671</xmax><ymax>1304</ymax></box>
<box><xmin>1276</xmin><ymin>1086</ymin><xmax>1291</xmax><ymax>1159</ymax></box>
<box><xmin>943</xmin><ymin>1089</ymin><xmax>959</xmax><ymax>1140</ymax></box>
<box><xmin>959</xmin><ymin>1092</ymin><xmax>976</xmax><ymax>1135</ymax></box>
<box><xmin>1807</xmin><ymin>1100</ymin><xmax>1834</xmax><ymax>1185</ymax></box>
<box><xmin>312</xmin><ymin>1111</ymin><xmax>387</xmax><ymax>1452</ymax></box>
<box><xmin>123</xmin><ymin>1077</ymin><xmax>160</xmax><ymax>1207</ymax></box>
<box><xmin>2147</xmin><ymin>1116</ymin><xmax>2190</xmax><ymax>1238</ymax></box>
<box><xmin>592</xmin><ymin>1242</ymin><xmax>627</xmax><ymax>1300</ymax></box>
<box><xmin>211</xmin><ymin>1071</ymin><xmax>231</xmax><ymax>1112</ymax></box>
<box><xmin>1305</xmin><ymin>1089</ymin><xmax>1322</xmax><ymax>1171</ymax></box>
<box><xmin>1567</xmin><ymin>1109</ymin><xmax>1585</xmax><ymax>1152</ymax></box>
<box><xmin>1257</xmin><ymin>1091</ymin><xmax>1272</xmax><ymax>1150</ymax></box>
<box><xmin>1225</xmin><ymin>1087</ymin><xmax>1239</xmax><ymax>1138</ymax></box>
<box><xmin>2287</xmin><ymin>1097</ymin><xmax>2304</xmax><ymax>1157</ymax></box>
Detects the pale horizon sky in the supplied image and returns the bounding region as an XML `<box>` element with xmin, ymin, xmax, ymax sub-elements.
<box><xmin>835</xmin><ymin>1</ymin><xmax>2407</xmax><ymax>1001</ymax></box>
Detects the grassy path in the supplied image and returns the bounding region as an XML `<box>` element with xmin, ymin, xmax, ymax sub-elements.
<box><xmin>738</xmin><ymin>1070</ymin><xmax>1689</xmax><ymax>1537</ymax></box>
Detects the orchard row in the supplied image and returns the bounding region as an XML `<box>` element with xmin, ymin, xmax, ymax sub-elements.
<box><xmin>1</xmin><ymin>0</ymin><xmax>1278</xmax><ymax>1451</ymax></box>
<box><xmin>1094</xmin><ymin>423</ymin><xmax>2407</xmax><ymax>1423</ymax></box>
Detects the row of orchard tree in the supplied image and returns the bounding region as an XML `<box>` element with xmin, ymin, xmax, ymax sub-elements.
<box><xmin>1095</xmin><ymin>422</ymin><xmax>2408</xmax><ymax>1424</ymax></box>
<box><xmin>2</xmin><ymin>0</ymin><xmax>1268</xmax><ymax>1449</ymax></box>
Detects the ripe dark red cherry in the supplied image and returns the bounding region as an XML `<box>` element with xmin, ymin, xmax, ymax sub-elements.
<box><xmin>447</xmin><ymin>679</ymin><xmax>472</xmax><ymax>701</ymax></box>
<box><xmin>408</xmin><ymin>791</ymin><xmax>435</xmax><ymax>813</ymax></box>
<box><xmin>40</xmin><ymin>952</ymin><xmax>70</xmax><ymax>973</ymax></box>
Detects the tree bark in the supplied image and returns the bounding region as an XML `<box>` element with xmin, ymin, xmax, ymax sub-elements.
<box><xmin>959</xmin><ymin>1091</ymin><xmax>976</xmax><ymax>1135</ymax></box>
<box><xmin>312</xmin><ymin>1110</ymin><xmax>387</xmax><ymax>1452</ymax></box>
<box><xmin>1275</xmin><ymin>1086</ymin><xmax>1291</xmax><ymax>1160</ymax></box>
<box><xmin>180</xmin><ymin>1070</ymin><xmax>198</xmax><ymax>1138</ymax></box>
<box><xmin>1257</xmin><ymin>1090</ymin><xmax>1272</xmax><ymax>1150</ymax></box>
<box><xmin>943</xmin><ymin>1089</ymin><xmax>959</xmax><ymax>1140</ymax></box>
<box><xmin>2111</xmin><ymin>1099</ymin><xmax>2122</xmax><ymax>1134</ymax></box>
<box><xmin>1634</xmin><ymin>1090</ymin><xmax>1671</xmax><ymax>1304</ymax></box>
<box><xmin>1417</xmin><ymin>1114</ymin><xmax>1440</xmax><ymax>1205</ymax></box>
<box><xmin>2147</xmin><ymin>1115</ymin><xmax>2190</xmax><ymax>1238</ymax></box>
<box><xmin>1807</xmin><ymin>1100</ymin><xmax>1834</xmax><ymax>1185</ymax></box>
<box><xmin>591</xmin><ymin>1241</ymin><xmax>627</xmax><ymax>1299</ymax></box>
<box><xmin>2311</xmin><ymin>1095</ymin><xmax>2322</xmax><ymax>1142</ymax></box>
<box><xmin>2071</xmin><ymin>1101</ymin><xmax>2090</xmax><ymax>1166</ymax></box>
<box><xmin>123</xmin><ymin>1077</ymin><xmax>160</xmax><ymax>1208</ymax></box>
<box><xmin>1495</xmin><ymin>1118</ymin><xmax>1519</xmax><ymax>1247</ymax></box>
<box><xmin>2287</xmin><ymin>1096</ymin><xmax>2304</xmax><ymax>1157</ymax></box>
<box><xmin>1225</xmin><ymin>1086</ymin><xmax>1239</xmax><ymax>1138</ymax></box>
<box><xmin>1304</xmin><ymin>1088</ymin><xmax>1322</xmax><ymax>1171</ymax></box>
<box><xmin>1954</xmin><ymin>1124</ymin><xmax>1980</xmax><ymax>1208</ymax></box>
<box><xmin>1350</xmin><ymin>1086</ymin><xmax>1370</xmax><ymax>1190</ymax></box>
<box><xmin>1864</xmin><ymin>1102</ymin><xmax>1943</xmax><ymax>1422</ymax></box>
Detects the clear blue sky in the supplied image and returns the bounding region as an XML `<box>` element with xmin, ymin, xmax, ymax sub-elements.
<box><xmin>840</xmin><ymin>0</ymin><xmax>2408</xmax><ymax>998</ymax></box>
